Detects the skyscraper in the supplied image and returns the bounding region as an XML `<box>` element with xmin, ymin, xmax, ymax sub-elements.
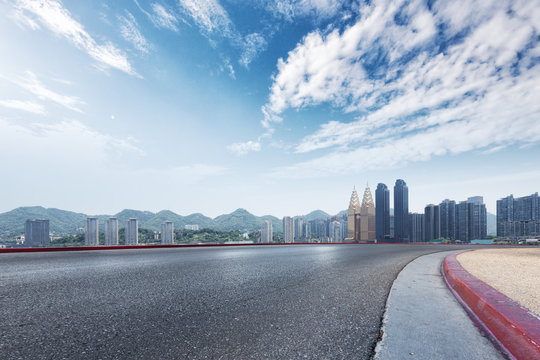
<box><xmin>283</xmin><ymin>216</ymin><xmax>294</xmax><ymax>243</ymax></box>
<box><xmin>375</xmin><ymin>183</ymin><xmax>390</xmax><ymax>242</ymax></box>
<box><xmin>161</xmin><ymin>221</ymin><xmax>174</xmax><ymax>245</ymax></box>
<box><xmin>359</xmin><ymin>184</ymin><xmax>376</xmax><ymax>243</ymax></box>
<box><xmin>294</xmin><ymin>216</ymin><xmax>304</xmax><ymax>241</ymax></box>
<box><xmin>345</xmin><ymin>186</ymin><xmax>361</xmax><ymax>242</ymax></box>
<box><xmin>439</xmin><ymin>199</ymin><xmax>456</xmax><ymax>240</ymax></box>
<box><xmin>85</xmin><ymin>217</ymin><xmax>99</xmax><ymax>246</ymax></box>
<box><xmin>261</xmin><ymin>220</ymin><xmax>273</xmax><ymax>243</ymax></box>
<box><xmin>409</xmin><ymin>213</ymin><xmax>424</xmax><ymax>243</ymax></box>
<box><xmin>105</xmin><ymin>217</ymin><xmax>119</xmax><ymax>245</ymax></box>
<box><xmin>394</xmin><ymin>179</ymin><xmax>409</xmax><ymax>242</ymax></box>
<box><xmin>330</xmin><ymin>221</ymin><xmax>343</xmax><ymax>243</ymax></box>
<box><xmin>24</xmin><ymin>219</ymin><xmax>49</xmax><ymax>247</ymax></box>
<box><xmin>497</xmin><ymin>193</ymin><xmax>539</xmax><ymax>237</ymax></box>
<box><xmin>424</xmin><ymin>204</ymin><xmax>440</xmax><ymax>242</ymax></box>
<box><xmin>456</xmin><ymin>197</ymin><xmax>487</xmax><ymax>242</ymax></box>
<box><xmin>125</xmin><ymin>218</ymin><xmax>139</xmax><ymax>245</ymax></box>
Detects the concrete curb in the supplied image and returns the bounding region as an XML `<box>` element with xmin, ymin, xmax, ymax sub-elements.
<box><xmin>442</xmin><ymin>251</ymin><xmax>540</xmax><ymax>360</ymax></box>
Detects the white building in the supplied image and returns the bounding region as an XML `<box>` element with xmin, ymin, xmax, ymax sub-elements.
<box><xmin>161</xmin><ymin>221</ymin><xmax>174</xmax><ymax>245</ymax></box>
<box><xmin>185</xmin><ymin>224</ymin><xmax>199</xmax><ymax>231</ymax></box>
<box><xmin>261</xmin><ymin>220</ymin><xmax>273</xmax><ymax>243</ymax></box>
<box><xmin>283</xmin><ymin>216</ymin><xmax>294</xmax><ymax>243</ymax></box>
<box><xmin>105</xmin><ymin>217</ymin><xmax>119</xmax><ymax>245</ymax></box>
<box><xmin>330</xmin><ymin>221</ymin><xmax>343</xmax><ymax>243</ymax></box>
<box><xmin>85</xmin><ymin>217</ymin><xmax>99</xmax><ymax>246</ymax></box>
<box><xmin>126</xmin><ymin>218</ymin><xmax>139</xmax><ymax>245</ymax></box>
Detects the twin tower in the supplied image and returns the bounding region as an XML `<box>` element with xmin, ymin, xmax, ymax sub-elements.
<box><xmin>345</xmin><ymin>184</ymin><xmax>376</xmax><ymax>243</ymax></box>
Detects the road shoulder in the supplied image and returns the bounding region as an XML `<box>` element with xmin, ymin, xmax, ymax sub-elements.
<box><xmin>373</xmin><ymin>251</ymin><xmax>504</xmax><ymax>360</ymax></box>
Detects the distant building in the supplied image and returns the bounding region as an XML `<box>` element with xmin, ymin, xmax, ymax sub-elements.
<box><xmin>375</xmin><ymin>183</ymin><xmax>390</xmax><ymax>242</ymax></box>
<box><xmin>283</xmin><ymin>216</ymin><xmax>294</xmax><ymax>243</ymax></box>
<box><xmin>105</xmin><ymin>217</ymin><xmax>119</xmax><ymax>245</ymax></box>
<box><xmin>424</xmin><ymin>204</ymin><xmax>440</xmax><ymax>242</ymax></box>
<box><xmin>389</xmin><ymin>215</ymin><xmax>394</xmax><ymax>238</ymax></box>
<box><xmin>345</xmin><ymin>186</ymin><xmax>361</xmax><ymax>242</ymax></box>
<box><xmin>456</xmin><ymin>197</ymin><xmax>487</xmax><ymax>242</ymax></box>
<box><xmin>497</xmin><ymin>193</ymin><xmax>540</xmax><ymax>237</ymax></box>
<box><xmin>358</xmin><ymin>184</ymin><xmax>376</xmax><ymax>243</ymax></box>
<box><xmin>409</xmin><ymin>213</ymin><xmax>424</xmax><ymax>243</ymax></box>
<box><xmin>294</xmin><ymin>217</ymin><xmax>305</xmax><ymax>241</ymax></box>
<box><xmin>161</xmin><ymin>221</ymin><xmax>174</xmax><ymax>245</ymax></box>
<box><xmin>85</xmin><ymin>217</ymin><xmax>99</xmax><ymax>246</ymax></box>
<box><xmin>261</xmin><ymin>220</ymin><xmax>273</xmax><ymax>243</ymax></box>
<box><xmin>439</xmin><ymin>199</ymin><xmax>456</xmax><ymax>240</ymax></box>
<box><xmin>24</xmin><ymin>219</ymin><xmax>50</xmax><ymax>247</ymax></box>
<box><xmin>125</xmin><ymin>218</ymin><xmax>139</xmax><ymax>245</ymax></box>
<box><xmin>184</xmin><ymin>224</ymin><xmax>199</xmax><ymax>231</ymax></box>
<box><xmin>394</xmin><ymin>179</ymin><xmax>409</xmax><ymax>242</ymax></box>
<box><xmin>330</xmin><ymin>221</ymin><xmax>343</xmax><ymax>243</ymax></box>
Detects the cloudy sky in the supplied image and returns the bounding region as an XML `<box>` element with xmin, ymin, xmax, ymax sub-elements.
<box><xmin>1</xmin><ymin>0</ymin><xmax>539</xmax><ymax>217</ymax></box>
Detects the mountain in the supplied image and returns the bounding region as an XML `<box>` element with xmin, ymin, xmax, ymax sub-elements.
<box><xmin>0</xmin><ymin>206</ymin><xmax>87</xmax><ymax>236</ymax></box>
<box><xmin>214</xmin><ymin>208</ymin><xmax>282</xmax><ymax>232</ymax></box>
<box><xmin>304</xmin><ymin>210</ymin><xmax>331</xmax><ymax>221</ymax></box>
<box><xmin>0</xmin><ymin>206</ymin><xmax>281</xmax><ymax>236</ymax></box>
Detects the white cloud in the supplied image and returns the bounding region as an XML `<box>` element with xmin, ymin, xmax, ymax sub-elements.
<box><xmin>268</xmin><ymin>0</ymin><xmax>342</xmax><ymax>21</ymax></box>
<box><xmin>13</xmin><ymin>0</ymin><xmax>136</xmax><ymax>75</ymax></box>
<box><xmin>118</xmin><ymin>11</ymin><xmax>151</xmax><ymax>53</ymax></box>
<box><xmin>151</xmin><ymin>3</ymin><xmax>180</xmax><ymax>31</ymax></box>
<box><xmin>227</xmin><ymin>140</ymin><xmax>261</xmax><ymax>156</ymax></box>
<box><xmin>0</xmin><ymin>117</ymin><xmax>145</xmax><ymax>163</ymax></box>
<box><xmin>262</xmin><ymin>0</ymin><xmax>540</xmax><ymax>177</ymax></box>
<box><xmin>177</xmin><ymin>0</ymin><xmax>233</xmax><ymax>36</ymax></box>
<box><xmin>239</xmin><ymin>33</ymin><xmax>267</xmax><ymax>68</ymax></box>
<box><xmin>0</xmin><ymin>99</ymin><xmax>45</xmax><ymax>115</ymax></box>
<box><xmin>8</xmin><ymin>71</ymin><xmax>84</xmax><ymax>112</ymax></box>
<box><xmin>135</xmin><ymin>1</ymin><xmax>180</xmax><ymax>32</ymax></box>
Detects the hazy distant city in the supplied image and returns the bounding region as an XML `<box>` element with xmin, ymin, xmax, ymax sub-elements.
<box><xmin>5</xmin><ymin>179</ymin><xmax>539</xmax><ymax>249</ymax></box>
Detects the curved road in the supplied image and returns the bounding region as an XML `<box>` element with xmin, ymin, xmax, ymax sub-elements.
<box><xmin>1</xmin><ymin>244</ymin><xmax>476</xmax><ymax>359</ymax></box>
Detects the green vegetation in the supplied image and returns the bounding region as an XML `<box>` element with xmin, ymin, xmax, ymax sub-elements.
<box><xmin>0</xmin><ymin>206</ymin><xmax>283</xmax><ymax>237</ymax></box>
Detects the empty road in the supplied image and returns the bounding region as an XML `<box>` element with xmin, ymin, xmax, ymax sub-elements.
<box><xmin>0</xmin><ymin>244</ymin><xmax>477</xmax><ymax>359</ymax></box>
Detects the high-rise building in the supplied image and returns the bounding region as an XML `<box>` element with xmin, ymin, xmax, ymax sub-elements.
<box><xmin>125</xmin><ymin>218</ymin><xmax>139</xmax><ymax>245</ymax></box>
<box><xmin>184</xmin><ymin>224</ymin><xmax>199</xmax><ymax>230</ymax></box>
<box><xmin>424</xmin><ymin>204</ymin><xmax>440</xmax><ymax>242</ymax></box>
<box><xmin>294</xmin><ymin>217</ymin><xmax>304</xmax><ymax>241</ymax></box>
<box><xmin>439</xmin><ymin>199</ymin><xmax>456</xmax><ymax>240</ymax></box>
<box><xmin>261</xmin><ymin>220</ymin><xmax>273</xmax><ymax>243</ymax></box>
<box><xmin>456</xmin><ymin>197</ymin><xmax>487</xmax><ymax>242</ymax></box>
<box><xmin>358</xmin><ymin>184</ymin><xmax>376</xmax><ymax>243</ymax></box>
<box><xmin>105</xmin><ymin>217</ymin><xmax>119</xmax><ymax>245</ymax></box>
<box><xmin>330</xmin><ymin>221</ymin><xmax>343</xmax><ymax>243</ymax></box>
<box><xmin>497</xmin><ymin>193</ymin><xmax>540</xmax><ymax>237</ymax></box>
<box><xmin>345</xmin><ymin>186</ymin><xmax>361</xmax><ymax>242</ymax></box>
<box><xmin>24</xmin><ymin>219</ymin><xmax>49</xmax><ymax>247</ymax></box>
<box><xmin>375</xmin><ymin>183</ymin><xmax>390</xmax><ymax>242</ymax></box>
<box><xmin>394</xmin><ymin>179</ymin><xmax>409</xmax><ymax>242</ymax></box>
<box><xmin>85</xmin><ymin>217</ymin><xmax>99</xmax><ymax>246</ymax></box>
<box><xmin>161</xmin><ymin>221</ymin><xmax>174</xmax><ymax>244</ymax></box>
<box><xmin>409</xmin><ymin>213</ymin><xmax>424</xmax><ymax>243</ymax></box>
<box><xmin>283</xmin><ymin>216</ymin><xmax>294</xmax><ymax>243</ymax></box>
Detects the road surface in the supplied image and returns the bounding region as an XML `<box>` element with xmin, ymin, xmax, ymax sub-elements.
<box><xmin>0</xmin><ymin>244</ymin><xmax>478</xmax><ymax>359</ymax></box>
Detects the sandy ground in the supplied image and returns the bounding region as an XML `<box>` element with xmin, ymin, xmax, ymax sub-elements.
<box><xmin>457</xmin><ymin>248</ymin><xmax>540</xmax><ymax>316</ymax></box>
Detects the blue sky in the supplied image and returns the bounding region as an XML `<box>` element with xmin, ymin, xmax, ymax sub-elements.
<box><xmin>1</xmin><ymin>0</ymin><xmax>539</xmax><ymax>217</ymax></box>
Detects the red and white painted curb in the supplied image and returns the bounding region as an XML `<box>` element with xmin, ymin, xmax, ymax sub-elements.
<box><xmin>442</xmin><ymin>250</ymin><xmax>540</xmax><ymax>360</ymax></box>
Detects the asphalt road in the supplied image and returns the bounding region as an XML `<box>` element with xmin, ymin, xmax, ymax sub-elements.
<box><xmin>0</xmin><ymin>244</ymin><xmax>477</xmax><ymax>359</ymax></box>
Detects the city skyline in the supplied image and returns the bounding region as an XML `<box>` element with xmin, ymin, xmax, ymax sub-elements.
<box><xmin>1</xmin><ymin>1</ymin><xmax>539</xmax><ymax>218</ymax></box>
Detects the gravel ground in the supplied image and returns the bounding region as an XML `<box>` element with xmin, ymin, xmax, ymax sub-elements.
<box><xmin>457</xmin><ymin>248</ymin><xmax>540</xmax><ymax>316</ymax></box>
